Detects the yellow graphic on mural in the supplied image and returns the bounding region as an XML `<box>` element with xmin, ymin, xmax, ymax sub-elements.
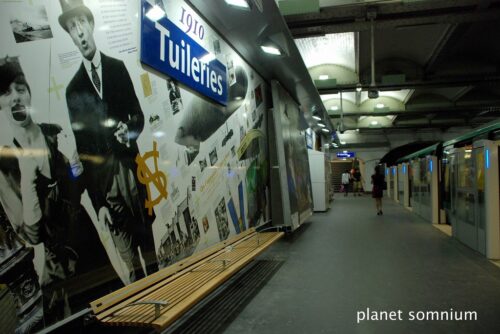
<box><xmin>136</xmin><ymin>141</ymin><xmax>168</xmax><ymax>215</ymax></box>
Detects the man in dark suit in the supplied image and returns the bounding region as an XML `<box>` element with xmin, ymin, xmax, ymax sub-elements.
<box><xmin>58</xmin><ymin>0</ymin><xmax>158</xmax><ymax>283</ymax></box>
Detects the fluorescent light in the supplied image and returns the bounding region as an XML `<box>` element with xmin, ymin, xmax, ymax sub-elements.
<box><xmin>261</xmin><ymin>45</ymin><xmax>281</xmax><ymax>56</ymax></box>
<box><xmin>340</xmin><ymin>141</ymin><xmax>346</xmax><ymax>145</ymax></box>
<box><xmin>318</xmin><ymin>123</ymin><xmax>326</xmax><ymax>128</ymax></box>
<box><xmin>225</xmin><ymin>0</ymin><xmax>250</xmax><ymax>8</ymax></box>
<box><xmin>102</xmin><ymin>118</ymin><xmax>116</xmax><ymax>127</ymax></box>
<box><xmin>312</xmin><ymin>115</ymin><xmax>322</xmax><ymax>120</ymax></box>
<box><xmin>319</xmin><ymin>75</ymin><xmax>329</xmax><ymax>80</ymax></box>
<box><xmin>330</xmin><ymin>105</ymin><xmax>339</xmax><ymax>111</ymax></box>
<box><xmin>371</xmin><ymin>121</ymin><xmax>378</xmax><ymax>125</ymax></box>
<box><xmin>321</xmin><ymin>128</ymin><xmax>330</xmax><ymax>132</ymax></box>
<box><xmin>153</xmin><ymin>131</ymin><xmax>165</xmax><ymax>138</ymax></box>
<box><xmin>199</xmin><ymin>52</ymin><xmax>216</xmax><ymax>63</ymax></box>
<box><xmin>146</xmin><ymin>5</ymin><xmax>165</xmax><ymax>22</ymax></box>
<box><xmin>376</xmin><ymin>103</ymin><xmax>385</xmax><ymax>108</ymax></box>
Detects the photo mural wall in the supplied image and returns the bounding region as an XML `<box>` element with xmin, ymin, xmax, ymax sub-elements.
<box><xmin>0</xmin><ymin>0</ymin><xmax>270</xmax><ymax>332</ymax></box>
<box><xmin>271</xmin><ymin>81</ymin><xmax>313</xmax><ymax>230</ymax></box>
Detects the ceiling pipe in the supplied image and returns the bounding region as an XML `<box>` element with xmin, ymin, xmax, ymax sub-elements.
<box><xmin>329</xmin><ymin>106</ymin><xmax>500</xmax><ymax>118</ymax></box>
<box><xmin>367</xmin><ymin>8</ymin><xmax>379</xmax><ymax>99</ymax></box>
<box><xmin>370</xmin><ymin>18</ymin><xmax>375</xmax><ymax>88</ymax></box>
<box><xmin>340</xmin><ymin>90</ymin><xmax>344</xmax><ymax>132</ymax></box>
<box><xmin>318</xmin><ymin>75</ymin><xmax>500</xmax><ymax>92</ymax></box>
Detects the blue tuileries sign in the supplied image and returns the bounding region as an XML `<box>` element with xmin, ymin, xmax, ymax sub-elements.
<box><xmin>337</xmin><ymin>152</ymin><xmax>355</xmax><ymax>158</ymax></box>
<box><xmin>140</xmin><ymin>1</ymin><xmax>228</xmax><ymax>105</ymax></box>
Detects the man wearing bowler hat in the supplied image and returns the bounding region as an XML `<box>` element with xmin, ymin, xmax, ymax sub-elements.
<box><xmin>58</xmin><ymin>0</ymin><xmax>158</xmax><ymax>283</ymax></box>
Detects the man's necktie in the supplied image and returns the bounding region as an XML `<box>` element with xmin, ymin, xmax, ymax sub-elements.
<box><xmin>91</xmin><ymin>63</ymin><xmax>101</xmax><ymax>92</ymax></box>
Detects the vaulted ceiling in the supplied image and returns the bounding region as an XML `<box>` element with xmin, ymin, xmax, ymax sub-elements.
<box><xmin>279</xmin><ymin>0</ymin><xmax>500</xmax><ymax>147</ymax></box>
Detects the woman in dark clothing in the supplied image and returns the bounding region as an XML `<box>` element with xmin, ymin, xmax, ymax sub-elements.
<box><xmin>371</xmin><ymin>165</ymin><xmax>385</xmax><ymax>215</ymax></box>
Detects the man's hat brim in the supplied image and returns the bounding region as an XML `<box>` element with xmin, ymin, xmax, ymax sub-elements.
<box><xmin>58</xmin><ymin>6</ymin><xmax>94</xmax><ymax>32</ymax></box>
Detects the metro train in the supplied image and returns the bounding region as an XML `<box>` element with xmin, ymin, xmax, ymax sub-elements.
<box><xmin>385</xmin><ymin>122</ymin><xmax>500</xmax><ymax>259</ymax></box>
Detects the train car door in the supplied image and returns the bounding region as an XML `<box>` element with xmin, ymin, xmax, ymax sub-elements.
<box><xmin>398</xmin><ymin>164</ymin><xmax>404</xmax><ymax>205</ymax></box>
<box><xmin>393</xmin><ymin>166</ymin><xmax>399</xmax><ymax>202</ymax></box>
<box><xmin>450</xmin><ymin>146</ymin><xmax>477</xmax><ymax>251</ymax></box>
<box><xmin>386</xmin><ymin>167</ymin><xmax>391</xmax><ymax>199</ymax></box>
<box><xmin>473</xmin><ymin>140</ymin><xmax>500</xmax><ymax>259</ymax></box>
<box><xmin>411</xmin><ymin>159</ymin><xmax>421</xmax><ymax>214</ymax></box>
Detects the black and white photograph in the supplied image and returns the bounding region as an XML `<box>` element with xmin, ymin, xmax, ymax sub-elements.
<box><xmin>167</xmin><ymin>78</ymin><xmax>183</xmax><ymax>115</ymax></box>
<box><xmin>157</xmin><ymin>195</ymin><xmax>200</xmax><ymax>268</ymax></box>
<box><xmin>209</xmin><ymin>147</ymin><xmax>218</xmax><ymax>166</ymax></box>
<box><xmin>227</xmin><ymin>56</ymin><xmax>236</xmax><ymax>86</ymax></box>
<box><xmin>214</xmin><ymin>198</ymin><xmax>230</xmax><ymax>241</ymax></box>
<box><xmin>212</xmin><ymin>38</ymin><xmax>221</xmax><ymax>55</ymax></box>
<box><xmin>10</xmin><ymin>4</ymin><xmax>53</xmax><ymax>43</ymax></box>
<box><xmin>58</xmin><ymin>0</ymin><xmax>159</xmax><ymax>283</ymax></box>
<box><xmin>0</xmin><ymin>56</ymin><xmax>113</xmax><ymax>329</ymax></box>
<box><xmin>254</xmin><ymin>84</ymin><xmax>263</xmax><ymax>108</ymax></box>
<box><xmin>202</xmin><ymin>215</ymin><xmax>209</xmax><ymax>233</ymax></box>
<box><xmin>199</xmin><ymin>158</ymin><xmax>207</xmax><ymax>172</ymax></box>
<box><xmin>240</xmin><ymin>125</ymin><xmax>245</xmax><ymax>141</ymax></box>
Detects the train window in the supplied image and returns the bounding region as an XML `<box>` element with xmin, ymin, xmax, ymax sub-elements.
<box><xmin>458</xmin><ymin>149</ymin><xmax>474</xmax><ymax>188</ymax></box>
<box><xmin>476</xmin><ymin>150</ymin><xmax>485</xmax><ymax>192</ymax></box>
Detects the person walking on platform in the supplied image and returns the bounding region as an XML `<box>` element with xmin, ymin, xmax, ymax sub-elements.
<box><xmin>341</xmin><ymin>170</ymin><xmax>351</xmax><ymax>197</ymax></box>
<box><xmin>353</xmin><ymin>168</ymin><xmax>363</xmax><ymax>196</ymax></box>
<box><xmin>371</xmin><ymin>166</ymin><xmax>385</xmax><ymax>215</ymax></box>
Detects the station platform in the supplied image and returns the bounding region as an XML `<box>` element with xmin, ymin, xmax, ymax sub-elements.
<box><xmin>213</xmin><ymin>195</ymin><xmax>500</xmax><ymax>334</ymax></box>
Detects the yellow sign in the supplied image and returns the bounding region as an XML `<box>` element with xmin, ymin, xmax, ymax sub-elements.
<box><xmin>237</xmin><ymin>129</ymin><xmax>264</xmax><ymax>159</ymax></box>
<box><xmin>136</xmin><ymin>141</ymin><xmax>168</xmax><ymax>215</ymax></box>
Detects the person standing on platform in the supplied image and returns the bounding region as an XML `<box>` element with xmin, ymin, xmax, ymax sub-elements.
<box><xmin>353</xmin><ymin>168</ymin><xmax>363</xmax><ymax>196</ymax></box>
<box><xmin>58</xmin><ymin>0</ymin><xmax>158</xmax><ymax>283</ymax></box>
<box><xmin>341</xmin><ymin>169</ymin><xmax>351</xmax><ymax>197</ymax></box>
<box><xmin>371</xmin><ymin>165</ymin><xmax>385</xmax><ymax>215</ymax></box>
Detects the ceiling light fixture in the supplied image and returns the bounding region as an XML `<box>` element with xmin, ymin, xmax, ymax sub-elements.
<box><xmin>376</xmin><ymin>103</ymin><xmax>385</xmax><ymax>109</ymax></box>
<box><xmin>356</xmin><ymin>83</ymin><xmax>362</xmax><ymax>92</ymax></box>
<box><xmin>199</xmin><ymin>52</ymin><xmax>216</xmax><ymax>63</ymax></box>
<box><xmin>224</xmin><ymin>0</ymin><xmax>250</xmax><ymax>9</ymax></box>
<box><xmin>371</xmin><ymin>120</ymin><xmax>379</xmax><ymax>125</ymax></box>
<box><xmin>312</xmin><ymin>115</ymin><xmax>322</xmax><ymax>121</ymax></box>
<box><xmin>319</xmin><ymin>74</ymin><xmax>329</xmax><ymax>80</ymax></box>
<box><xmin>321</xmin><ymin>128</ymin><xmax>330</xmax><ymax>133</ymax></box>
<box><xmin>340</xmin><ymin>141</ymin><xmax>346</xmax><ymax>145</ymax></box>
<box><xmin>318</xmin><ymin>123</ymin><xmax>326</xmax><ymax>128</ymax></box>
<box><xmin>146</xmin><ymin>5</ymin><xmax>165</xmax><ymax>22</ymax></box>
<box><xmin>330</xmin><ymin>105</ymin><xmax>339</xmax><ymax>111</ymax></box>
<box><xmin>260</xmin><ymin>45</ymin><xmax>282</xmax><ymax>56</ymax></box>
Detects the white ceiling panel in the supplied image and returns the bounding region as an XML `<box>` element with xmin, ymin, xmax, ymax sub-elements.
<box><xmin>295</xmin><ymin>33</ymin><xmax>356</xmax><ymax>71</ymax></box>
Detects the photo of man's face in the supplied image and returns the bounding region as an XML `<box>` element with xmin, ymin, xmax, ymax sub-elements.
<box><xmin>66</xmin><ymin>14</ymin><xmax>96</xmax><ymax>60</ymax></box>
<box><xmin>0</xmin><ymin>80</ymin><xmax>32</xmax><ymax>128</ymax></box>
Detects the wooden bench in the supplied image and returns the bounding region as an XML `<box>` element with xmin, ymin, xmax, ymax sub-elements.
<box><xmin>90</xmin><ymin>227</ymin><xmax>283</xmax><ymax>331</ymax></box>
